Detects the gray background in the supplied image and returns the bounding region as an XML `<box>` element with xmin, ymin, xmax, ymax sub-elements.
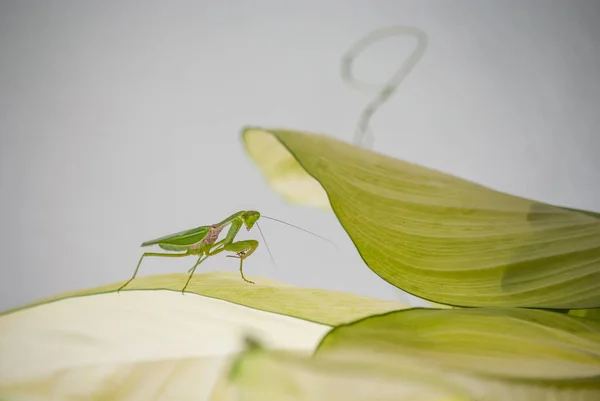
<box><xmin>1</xmin><ymin>0</ymin><xmax>599</xmax><ymax>311</ymax></box>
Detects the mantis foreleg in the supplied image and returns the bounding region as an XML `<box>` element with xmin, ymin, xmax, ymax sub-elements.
<box><xmin>118</xmin><ymin>251</ymin><xmax>190</xmax><ymax>293</ymax></box>
<box><xmin>208</xmin><ymin>240</ymin><xmax>259</xmax><ymax>284</ymax></box>
<box><xmin>183</xmin><ymin>219</ymin><xmax>246</xmax><ymax>273</ymax></box>
<box><xmin>211</xmin><ymin>219</ymin><xmax>244</xmax><ymax>252</ymax></box>
<box><xmin>184</xmin><ymin>220</ymin><xmax>244</xmax><ymax>274</ymax></box>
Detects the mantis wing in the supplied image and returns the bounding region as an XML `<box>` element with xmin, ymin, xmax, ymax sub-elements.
<box><xmin>158</xmin><ymin>244</ymin><xmax>190</xmax><ymax>252</ymax></box>
<box><xmin>141</xmin><ymin>225</ymin><xmax>211</xmax><ymax>248</ymax></box>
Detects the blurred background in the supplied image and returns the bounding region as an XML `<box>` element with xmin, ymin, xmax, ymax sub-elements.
<box><xmin>1</xmin><ymin>0</ymin><xmax>599</xmax><ymax>311</ymax></box>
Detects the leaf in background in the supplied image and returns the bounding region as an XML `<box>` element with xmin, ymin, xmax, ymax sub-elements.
<box><xmin>243</xmin><ymin>129</ymin><xmax>332</xmax><ymax>210</ymax></box>
<box><xmin>0</xmin><ymin>272</ymin><xmax>406</xmax><ymax>400</ymax></box>
<box><xmin>316</xmin><ymin>307</ymin><xmax>600</xmax><ymax>381</ymax></box>
<box><xmin>242</xmin><ymin>127</ymin><xmax>600</xmax><ymax>308</ymax></box>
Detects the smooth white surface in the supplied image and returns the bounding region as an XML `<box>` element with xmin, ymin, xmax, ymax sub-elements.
<box><xmin>1</xmin><ymin>1</ymin><xmax>599</xmax><ymax>310</ymax></box>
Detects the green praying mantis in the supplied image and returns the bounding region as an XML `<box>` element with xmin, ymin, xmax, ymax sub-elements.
<box><xmin>117</xmin><ymin>210</ymin><xmax>333</xmax><ymax>294</ymax></box>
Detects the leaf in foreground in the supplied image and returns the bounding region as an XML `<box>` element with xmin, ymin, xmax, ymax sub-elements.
<box><xmin>217</xmin><ymin>339</ymin><xmax>600</xmax><ymax>401</ymax></box>
<box><xmin>1</xmin><ymin>271</ymin><xmax>407</xmax><ymax>326</ymax></box>
<box><xmin>0</xmin><ymin>272</ymin><xmax>406</xmax><ymax>400</ymax></box>
<box><xmin>242</xmin><ymin>127</ymin><xmax>600</xmax><ymax>308</ymax></box>
<box><xmin>316</xmin><ymin>307</ymin><xmax>600</xmax><ymax>381</ymax></box>
<box><xmin>217</xmin><ymin>342</ymin><xmax>470</xmax><ymax>401</ymax></box>
<box><xmin>570</xmin><ymin>308</ymin><xmax>600</xmax><ymax>321</ymax></box>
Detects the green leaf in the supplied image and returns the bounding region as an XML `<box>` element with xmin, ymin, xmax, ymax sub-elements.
<box><xmin>218</xmin><ymin>336</ymin><xmax>600</xmax><ymax>401</ymax></box>
<box><xmin>0</xmin><ymin>272</ymin><xmax>406</xmax><ymax>399</ymax></box>
<box><xmin>242</xmin><ymin>127</ymin><xmax>600</xmax><ymax>308</ymax></box>
<box><xmin>570</xmin><ymin>308</ymin><xmax>600</xmax><ymax>321</ymax></box>
<box><xmin>1</xmin><ymin>272</ymin><xmax>407</xmax><ymax>326</ymax></box>
<box><xmin>218</xmin><ymin>341</ymin><xmax>472</xmax><ymax>401</ymax></box>
<box><xmin>316</xmin><ymin>307</ymin><xmax>600</xmax><ymax>381</ymax></box>
<box><xmin>560</xmin><ymin>206</ymin><xmax>600</xmax><ymax>220</ymax></box>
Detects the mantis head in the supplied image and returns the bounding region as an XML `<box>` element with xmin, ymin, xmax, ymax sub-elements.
<box><xmin>242</xmin><ymin>210</ymin><xmax>261</xmax><ymax>231</ymax></box>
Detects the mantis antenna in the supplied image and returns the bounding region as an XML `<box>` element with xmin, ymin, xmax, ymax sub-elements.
<box><xmin>255</xmin><ymin>222</ymin><xmax>277</xmax><ymax>268</ymax></box>
<box><xmin>251</xmin><ymin>216</ymin><xmax>337</xmax><ymax>271</ymax></box>
<box><xmin>261</xmin><ymin>215</ymin><xmax>337</xmax><ymax>247</ymax></box>
<box><xmin>341</xmin><ymin>26</ymin><xmax>428</xmax><ymax>149</ymax></box>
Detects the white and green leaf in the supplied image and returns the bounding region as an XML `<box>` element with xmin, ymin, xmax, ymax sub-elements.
<box><xmin>0</xmin><ymin>272</ymin><xmax>407</xmax><ymax>400</ymax></box>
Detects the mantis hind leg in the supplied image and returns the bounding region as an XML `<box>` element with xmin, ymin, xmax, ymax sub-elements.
<box><xmin>118</xmin><ymin>251</ymin><xmax>190</xmax><ymax>293</ymax></box>
<box><xmin>223</xmin><ymin>240</ymin><xmax>259</xmax><ymax>284</ymax></box>
<box><xmin>181</xmin><ymin>254</ymin><xmax>209</xmax><ymax>294</ymax></box>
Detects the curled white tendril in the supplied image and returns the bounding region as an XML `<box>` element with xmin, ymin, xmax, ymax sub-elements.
<box><xmin>341</xmin><ymin>26</ymin><xmax>428</xmax><ymax>149</ymax></box>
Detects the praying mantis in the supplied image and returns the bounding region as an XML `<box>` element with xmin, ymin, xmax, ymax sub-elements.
<box><xmin>117</xmin><ymin>210</ymin><xmax>332</xmax><ymax>294</ymax></box>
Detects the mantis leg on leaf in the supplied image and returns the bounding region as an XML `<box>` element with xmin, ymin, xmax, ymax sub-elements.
<box><xmin>210</xmin><ymin>239</ymin><xmax>259</xmax><ymax>284</ymax></box>
<box><xmin>118</xmin><ymin>251</ymin><xmax>191</xmax><ymax>292</ymax></box>
<box><xmin>181</xmin><ymin>254</ymin><xmax>209</xmax><ymax>294</ymax></box>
